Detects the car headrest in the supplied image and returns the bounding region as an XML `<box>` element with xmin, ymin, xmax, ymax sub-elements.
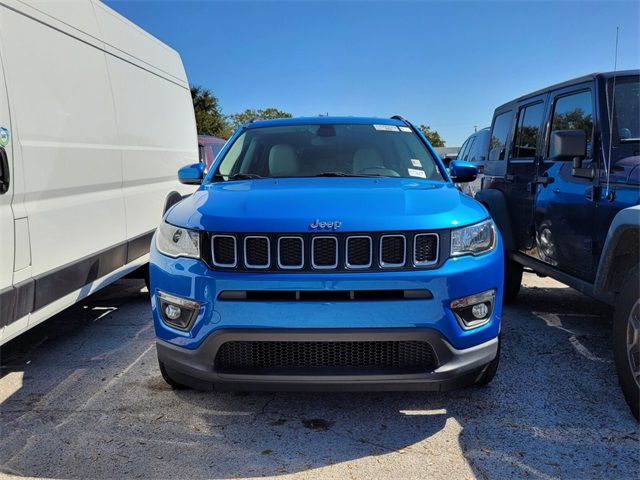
<box><xmin>353</xmin><ymin>148</ymin><xmax>384</xmax><ymax>173</ymax></box>
<box><xmin>269</xmin><ymin>144</ymin><xmax>298</xmax><ymax>177</ymax></box>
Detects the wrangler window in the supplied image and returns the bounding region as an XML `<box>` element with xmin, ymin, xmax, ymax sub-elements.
<box><xmin>550</xmin><ymin>91</ymin><xmax>593</xmax><ymax>157</ymax></box>
<box><xmin>512</xmin><ymin>102</ymin><xmax>544</xmax><ymax>159</ymax></box>
<box><xmin>488</xmin><ymin>111</ymin><xmax>512</xmax><ymax>161</ymax></box>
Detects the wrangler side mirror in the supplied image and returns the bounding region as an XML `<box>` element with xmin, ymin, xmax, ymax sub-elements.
<box><xmin>549</xmin><ymin>130</ymin><xmax>594</xmax><ymax>179</ymax></box>
<box><xmin>549</xmin><ymin>130</ymin><xmax>587</xmax><ymax>160</ymax></box>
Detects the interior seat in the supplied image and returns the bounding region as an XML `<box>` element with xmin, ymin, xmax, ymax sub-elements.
<box><xmin>268</xmin><ymin>144</ymin><xmax>298</xmax><ymax>177</ymax></box>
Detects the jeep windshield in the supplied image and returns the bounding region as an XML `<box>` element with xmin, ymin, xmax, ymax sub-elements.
<box><xmin>211</xmin><ymin>122</ymin><xmax>444</xmax><ymax>182</ymax></box>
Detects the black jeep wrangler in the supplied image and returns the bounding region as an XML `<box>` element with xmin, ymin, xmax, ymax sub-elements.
<box><xmin>477</xmin><ymin>71</ymin><xmax>639</xmax><ymax>420</ymax></box>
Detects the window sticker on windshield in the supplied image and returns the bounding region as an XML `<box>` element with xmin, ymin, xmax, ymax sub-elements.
<box><xmin>373</xmin><ymin>124</ymin><xmax>399</xmax><ymax>132</ymax></box>
<box><xmin>399</xmin><ymin>126</ymin><xmax>412</xmax><ymax>132</ymax></box>
<box><xmin>410</xmin><ymin>159</ymin><xmax>422</xmax><ymax>168</ymax></box>
<box><xmin>408</xmin><ymin>168</ymin><xmax>426</xmax><ymax>178</ymax></box>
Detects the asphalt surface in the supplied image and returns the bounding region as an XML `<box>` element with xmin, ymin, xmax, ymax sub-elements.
<box><xmin>1</xmin><ymin>274</ymin><xmax>638</xmax><ymax>480</ymax></box>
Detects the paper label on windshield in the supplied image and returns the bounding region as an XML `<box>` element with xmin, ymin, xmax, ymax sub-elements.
<box><xmin>410</xmin><ymin>158</ymin><xmax>422</xmax><ymax>168</ymax></box>
<box><xmin>399</xmin><ymin>126</ymin><xmax>412</xmax><ymax>132</ymax></box>
<box><xmin>373</xmin><ymin>124</ymin><xmax>399</xmax><ymax>132</ymax></box>
<box><xmin>408</xmin><ymin>168</ymin><xmax>426</xmax><ymax>178</ymax></box>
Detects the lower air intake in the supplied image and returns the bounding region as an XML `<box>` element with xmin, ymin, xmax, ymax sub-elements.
<box><xmin>215</xmin><ymin>340</ymin><xmax>436</xmax><ymax>374</ymax></box>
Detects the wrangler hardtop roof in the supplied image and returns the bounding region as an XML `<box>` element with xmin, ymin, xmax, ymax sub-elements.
<box><xmin>495</xmin><ymin>69</ymin><xmax>639</xmax><ymax>111</ymax></box>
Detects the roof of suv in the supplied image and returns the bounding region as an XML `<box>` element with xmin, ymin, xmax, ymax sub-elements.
<box><xmin>245</xmin><ymin>116</ymin><xmax>407</xmax><ymax>129</ymax></box>
<box><xmin>498</xmin><ymin>69</ymin><xmax>639</xmax><ymax>110</ymax></box>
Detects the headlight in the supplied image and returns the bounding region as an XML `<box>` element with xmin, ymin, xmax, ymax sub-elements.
<box><xmin>451</xmin><ymin>219</ymin><xmax>496</xmax><ymax>256</ymax></box>
<box><xmin>156</xmin><ymin>221</ymin><xmax>200</xmax><ymax>258</ymax></box>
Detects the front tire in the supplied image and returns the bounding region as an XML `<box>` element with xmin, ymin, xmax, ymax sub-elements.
<box><xmin>503</xmin><ymin>255</ymin><xmax>523</xmax><ymax>304</ymax></box>
<box><xmin>613</xmin><ymin>270</ymin><xmax>640</xmax><ymax>421</ymax></box>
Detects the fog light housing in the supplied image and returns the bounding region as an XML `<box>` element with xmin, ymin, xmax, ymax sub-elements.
<box><xmin>450</xmin><ymin>289</ymin><xmax>495</xmax><ymax>330</ymax></box>
<box><xmin>157</xmin><ymin>291</ymin><xmax>200</xmax><ymax>331</ymax></box>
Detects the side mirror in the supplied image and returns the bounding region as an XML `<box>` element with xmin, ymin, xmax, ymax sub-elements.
<box><xmin>449</xmin><ymin>160</ymin><xmax>478</xmax><ymax>183</ymax></box>
<box><xmin>178</xmin><ymin>163</ymin><xmax>205</xmax><ymax>185</ymax></box>
<box><xmin>549</xmin><ymin>130</ymin><xmax>586</xmax><ymax>160</ymax></box>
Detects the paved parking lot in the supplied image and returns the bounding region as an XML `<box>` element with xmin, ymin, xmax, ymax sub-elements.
<box><xmin>1</xmin><ymin>274</ymin><xmax>638</xmax><ymax>480</ymax></box>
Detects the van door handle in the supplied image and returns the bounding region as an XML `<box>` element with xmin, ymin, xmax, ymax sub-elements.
<box><xmin>0</xmin><ymin>147</ymin><xmax>9</xmax><ymax>195</ymax></box>
<box><xmin>504</xmin><ymin>174</ymin><xmax>515</xmax><ymax>183</ymax></box>
<box><xmin>552</xmin><ymin>188</ymin><xmax>560</xmax><ymax>194</ymax></box>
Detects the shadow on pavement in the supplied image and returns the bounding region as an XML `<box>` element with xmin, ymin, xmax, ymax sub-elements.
<box><xmin>0</xmin><ymin>276</ymin><xmax>638</xmax><ymax>479</ymax></box>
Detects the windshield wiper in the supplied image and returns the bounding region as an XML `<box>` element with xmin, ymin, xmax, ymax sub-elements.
<box><xmin>313</xmin><ymin>171</ymin><xmax>383</xmax><ymax>177</ymax></box>
<box><xmin>213</xmin><ymin>173</ymin><xmax>264</xmax><ymax>181</ymax></box>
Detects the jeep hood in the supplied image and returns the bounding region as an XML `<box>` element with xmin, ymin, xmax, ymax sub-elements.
<box><xmin>166</xmin><ymin>178</ymin><xmax>489</xmax><ymax>232</ymax></box>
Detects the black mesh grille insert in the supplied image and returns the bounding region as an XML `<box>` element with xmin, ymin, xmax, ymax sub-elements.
<box><xmin>414</xmin><ymin>234</ymin><xmax>437</xmax><ymax>263</ymax></box>
<box><xmin>313</xmin><ymin>237</ymin><xmax>337</xmax><ymax>267</ymax></box>
<box><xmin>347</xmin><ymin>237</ymin><xmax>371</xmax><ymax>267</ymax></box>
<box><xmin>381</xmin><ymin>236</ymin><xmax>405</xmax><ymax>265</ymax></box>
<box><xmin>279</xmin><ymin>237</ymin><xmax>303</xmax><ymax>267</ymax></box>
<box><xmin>213</xmin><ymin>236</ymin><xmax>236</xmax><ymax>266</ymax></box>
<box><xmin>245</xmin><ymin>237</ymin><xmax>269</xmax><ymax>267</ymax></box>
<box><xmin>215</xmin><ymin>340</ymin><xmax>435</xmax><ymax>372</ymax></box>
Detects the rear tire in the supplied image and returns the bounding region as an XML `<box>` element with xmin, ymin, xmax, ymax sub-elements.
<box><xmin>613</xmin><ymin>269</ymin><xmax>640</xmax><ymax>421</ymax></box>
<box><xmin>503</xmin><ymin>256</ymin><xmax>523</xmax><ymax>304</ymax></box>
<box><xmin>475</xmin><ymin>336</ymin><xmax>500</xmax><ymax>386</ymax></box>
<box><xmin>158</xmin><ymin>360</ymin><xmax>191</xmax><ymax>390</ymax></box>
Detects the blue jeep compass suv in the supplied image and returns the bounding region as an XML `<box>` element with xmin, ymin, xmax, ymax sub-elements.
<box><xmin>150</xmin><ymin>116</ymin><xmax>504</xmax><ymax>391</ymax></box>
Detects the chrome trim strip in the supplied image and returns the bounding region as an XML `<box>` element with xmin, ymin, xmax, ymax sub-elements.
<box><xmin>379</xmin><ymin>234</ymin><xmax>406</xmax><ymax>268</ymax></box>
<box><xmin>277</xmin><ymin>236</ymin><xmax>304</xmax><ymax>269</ymax></box>
<box><xmin>413</xmin><ymin>233</ymin><xmax>439</xmax><ymax>267</ymax></box>
<box><xmin>211</xmin><ymin>235</ymin><xmax>237</xmax><ymax>268</ymax></box>
<box><xmin>244</xmin><ymin>236</ymin><xmax>271</xmax><ymax>269</ymax></box>
<box><xmin>311</xmin><ymin>236</ymin><xmax>338</xmax><ymax>269</ymax></box>
<box><xmin>345</xmin><ymin>236</ymin><xmax>372</xmax><ymax>269</ymax></box>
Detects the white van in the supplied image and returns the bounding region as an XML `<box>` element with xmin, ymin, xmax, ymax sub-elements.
<box><xmin>0</xmin><ymin>0</ymin><xmax>197</xmax><ymax>344</ymax></box>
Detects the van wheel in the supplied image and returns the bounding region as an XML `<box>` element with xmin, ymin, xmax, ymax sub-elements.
<box><xmin>503</xmin><ymin>256</ymin><xmax>523</xmax><ymax>304</ymax></box>
<box><xmin>158</xmin><ymin>360</ymin><xmax>190</xmax><ymax>390</ymax></box>
<box><xmin>613</xmin><ymin>270</ymin><xmax>640</xmax><ymax>421</ymax></box>
<box><xmin>475</xmin><ymin>336</ymin><xmax>500</xmax><ymax>386</ymax></box>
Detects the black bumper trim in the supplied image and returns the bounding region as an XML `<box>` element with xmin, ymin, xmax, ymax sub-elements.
<box><xmin>156</xmin><ymin>328</ymin><xmax>498</xmax><ymax>391</ymax></box>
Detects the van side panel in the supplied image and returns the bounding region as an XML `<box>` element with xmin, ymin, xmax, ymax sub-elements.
<box><xmin>92</xmin><ymin>0</ymin><xmax>189</xmax><ymax>87</ymax></box>
<box><xmin>0</xmin><ymin>47</ymin><xmax>15</xmax><ymax>340</ymax></box>
<box><xmin>0</xmin><ymin>4</ymin><xmax>127</xmax><ymax>278</ymax></box>
<box><xmin>107</xmin><ymin>56</ymin><xmax>197</xmax><ymax>241</ymax></box>
<box><xmin>95</xmin><ymin>6</ymin><xmax>197</xmax><ymax>242</ymax></box>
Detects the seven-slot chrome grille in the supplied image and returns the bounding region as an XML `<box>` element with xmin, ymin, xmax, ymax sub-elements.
<box><xmin>205</xmin><ymin>232</ymin><xmax>440</xmax><ymax>272</ymax></box>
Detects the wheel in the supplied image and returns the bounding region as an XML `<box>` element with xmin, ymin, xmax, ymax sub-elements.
<box><xmin>502</xmin><ymin>256</ymin><xmax>523</xmax><ymax>304</ymax></box>
<box><xmin>142</xmin><ymin>265</ymin><xmax>151</xmax><ymax>293</ymax></box>
<box><xmin>158</xmin><ymin>360</ymin><xmax>191</xmax><ymax>390</ymax></box>
<box><xmin>613</xmin><ymin>269</ymin><xmax>639</xmax><ymax>421</ymax></box>
<box><xmin>475</xmin><ymin>336</ymin><xmax>501</xmax><ymax>386</ymax></box>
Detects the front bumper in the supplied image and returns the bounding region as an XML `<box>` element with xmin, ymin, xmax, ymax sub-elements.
<box><xmin>156</xmin><ymin>328</ymin><xmax>499</xmax><ymax>391</ymax></box>
<box><xmin>150</xmin><ymin>237</ymin><xmax>503</xmax><ymax>390</ymax></box>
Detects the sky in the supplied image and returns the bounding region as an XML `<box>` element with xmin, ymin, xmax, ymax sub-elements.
<box><xmin>105</xmin><ymin>0</ymin><xmax>640</xmax><ymax>147</ymax></box>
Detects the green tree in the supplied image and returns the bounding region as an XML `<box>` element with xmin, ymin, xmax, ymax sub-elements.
<box><xmin>418</xmin><ymin>124</ymin><xmax>445</xmax><ymax>147</ymax></box>
<box><xmin>230</xmin><ymin>108</ymin><xmax>293</xmax><ymax>130</ymax></box>
<box><xmin>190</xmin><ymin>86</ymin><xmax>231</xmax><ymax>138</ymax></box>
